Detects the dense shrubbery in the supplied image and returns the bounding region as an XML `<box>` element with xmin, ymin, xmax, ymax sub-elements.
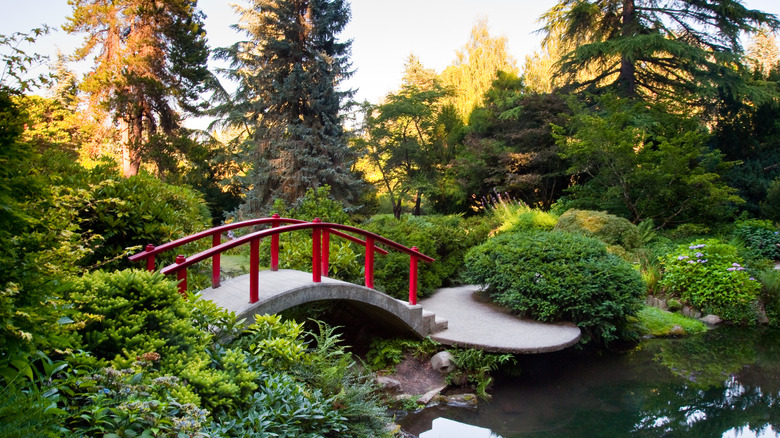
<box><xmin>733</xmin><ymin>219</ymin><xmax>780</xmax><ymax>262</ymax></box>
<box><xmin>554</xmin><ymin>209</ymin><xmax>642</xmax><ymax>252</ymax></box>
<box><xmin>464</xmin><ymin>230</ymin><xmax>645</xmax><ymax>345</ymax></box>
<box><xmin>363</xmin><ymin>214</ymin><xmax>490</xmax><ymax>299</ymax></box>
<box><xmin>659</xmin><ymin>240</ymin><xmax>762</xmax><ymax>324</ymax></box>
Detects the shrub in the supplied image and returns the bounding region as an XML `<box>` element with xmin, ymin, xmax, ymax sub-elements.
<box><xmin>757</xmin><ymin>268</ymin><xmax>780</xmax><ymax>326</ymax></box>
<box><xmin>66</xmin><ymin>269</ymin><xmax>258</xmax><ymax>414</ymax></box>
<box><xmin>464</xmin><ymin>230</ymin><xmax>645</xmax><ymax>346</ymax></box>
<box><xmin>363</xmin><ymin>214</ymin><xmax>486</xmax><ymax>299</ymax></box>
<box><xmin>733</xmin><ymin>219</ymin><xmax>780</xmax><ymax>261</ymax></box>
<box><xmin>658</xmin><ymin>240</ymin><xmax>762</xmax><ymax>324</ymax></box>
<box><xmin>77</xmin><ymin>173</ymin><xmax>211</xmax><ymax>270</ymax></box>
<box><xmin>554</xmin><ymin>209</ymin><xmax>642</xmax><ymax>251</ymax></box>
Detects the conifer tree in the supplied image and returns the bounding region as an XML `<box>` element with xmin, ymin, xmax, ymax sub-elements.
<box><xmin>65</xmin><ymin>0</ymin><xmax>212</xmax><ymax>176</ymax></box>
<box><xmin>541</xmin><ymin>0</ymin><xmax>780</xmax><ymax>107</ymax></box>
<box><xmin>215</xmin><ymin>0</ymin><xmax>362</xmax><ymax>216</ymax></box>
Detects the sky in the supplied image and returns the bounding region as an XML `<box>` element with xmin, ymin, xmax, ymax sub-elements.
<box><xmin>3</xmin><ymin>0</ymin><xmax>780</xmax><ymax>108</ymax></box>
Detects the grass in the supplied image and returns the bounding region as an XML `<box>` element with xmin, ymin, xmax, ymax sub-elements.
<box><xmin>635</xmin><ymin>305</ymin><xmax>708</xmax><ymax>337</ymax></box>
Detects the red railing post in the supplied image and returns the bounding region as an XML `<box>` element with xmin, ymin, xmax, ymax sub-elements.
<box><xmin>175</xmin><ymin>255</ymin><xmax>187</xmax><ymax>297</ymax></box>
<box><xmin>212</xmin><ymin>233</ymin><xmax>221</xmax><ymax>288</ymax></box>
<box><xmin>145</xmin><ymin>244</ymin><xmax>156</xmax><ymax>272</ymax></box>
<box><xmin>250</xmin><ymin>238</ymin><xmax>259</xmax><ymax>303</ymax></box>
<box><xmin>312</xmin><ymin>218</ymin><xmax>322</xmax><ymax>283</ymax></box>
<box><xmin>365</xmin><ymin>237</ymin><xmax>375</xmax><ymax>289</ymax></box>
<box><xmin>321</xmin><ymin>228</ymin><xmax>330</xmax><ymax>278</ymax></box>
<box><xmin>409</xmin><ymin>246</ymin><xmax>419</xmax><ymax>305</ymax></box>
<box><xmin>271</xmin><ymin>213</ymin><xmax>280</xmax><ymax>271</ymax></box>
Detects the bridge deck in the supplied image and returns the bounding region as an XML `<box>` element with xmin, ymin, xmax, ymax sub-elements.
<box><xmin>420</xmin><ymin>285</ymin><xmax>581</xmax><ymax>353</ymax></box>
<box><xmin>198</xmin><ymin>271</ymin><xmax>580</xmax><ymax>353</ymax></box>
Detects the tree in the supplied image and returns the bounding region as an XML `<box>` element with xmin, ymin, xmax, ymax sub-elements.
<box><xmin>541</xmin><ymin>0</ymin><xmax>780</xmax><ymax>107</ymax></box>
<box><xmin>215</xmin><ymin>0</ymin><xmax>362</xmax><ymax>216</ymax></box>
<box><xmin>352</xmin><ymin>56</ymin><xmax>458</xmax><ymax>218</ymax></box>
<box><xmin>747</xmin><ymin>28</ymin><xmax>780</xmax><ymax>76</ymax></box>
<box><xmin>556</xmin><ymin>95</ymin><xmax>743</xmax><ymax>227</ymax></box>
<box><xmin>462</xmin><ymin>71</ymin><xmax>572</xmax><ymax>210</ymax></box>
<box><xmin>441</xmin><ymin>18</ymin><xmax>518</xmax><ymax>122</ymax></box>
<box><xmin>65</xmin><ymin>0</ymin><xmax>212</xmax><ymax>177</ymax></box>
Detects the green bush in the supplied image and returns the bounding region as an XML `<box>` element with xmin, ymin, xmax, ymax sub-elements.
<box><xmin>733</xmin><ymin>219</ymin><xmax>780</xmax><ymax>261</ymax></box>
<box><xmin>658</xmin><ymin>240</ymin><xmax>762</xmax><ymax>324</ymax></box>
<box><xmin>66</xmin><ymin>269</ymin><xmax>258</xmax><ymax>414</ymax></box>
<box><xmin>554</xmin><ymin>209</ymin><xmax>642</xmax><ymax>251</ymax></box>
<box><xmin>757</xmin><ymin>268</ymin><xmax>780</xmax><ymax>326</ymax></box>
<box><xmin>464</xmin><ymin>230</ymin><xmax>645</xmax><ymax>346</ymax></box>
<box><xmin>77</xmin><ymin>173</ymin><xmax>211</xmax><ymax>270</ymax></box>
<box><xmin>363</xmin><ymin>214</ymin><xmax>488</xmax><ymax>299</ymax></box>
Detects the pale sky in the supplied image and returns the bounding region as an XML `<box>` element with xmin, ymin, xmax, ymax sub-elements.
<box><xmin>3</xmin><ymin>0</ymin><xmax>779</xmax><ymax>108</ymax></box>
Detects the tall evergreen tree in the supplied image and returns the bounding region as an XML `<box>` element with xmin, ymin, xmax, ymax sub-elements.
<box><xmin>541</xmin><ymin>0</ymin><xmax>779</xmax><ymax>108</ymax></box>
<box><xmin>65</xmin><ymin>0</ymin><xmax>212</xmax><ymax>176</ymax></box>
<box><xmin>215</xmin><ymin>0</ymin><xmax>362</xmax><ymax>216</ymax></box>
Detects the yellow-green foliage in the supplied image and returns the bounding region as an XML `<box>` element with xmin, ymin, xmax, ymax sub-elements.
<box><xmin>555</xmin><ymin>209</ymin><xmax>642</xmax><ymax>251</ymax></box>
<box><xmin>67</xmin><ymin>269</ymin><xmax>258</xmax><ymax>414</ymax></box>
<box><xmin>635</xmin><ymin>306</ymin><xmax>707</xmax><ymax>337</ymax></box>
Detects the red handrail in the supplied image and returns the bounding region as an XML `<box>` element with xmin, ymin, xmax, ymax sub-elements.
<box><xmin>129</xmin><ymin>217</ymin><xmax>434</xmax><ymax>305</ymax></box>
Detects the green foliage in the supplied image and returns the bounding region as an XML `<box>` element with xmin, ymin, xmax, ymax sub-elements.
<box><xmin>479</xmin><ymin>192</ymin><xmax>558</xmax><ymax>235</ymax></box>
<box><xmin>464</xmin><ymin>230</ymin><xmax>645</xmax><ymax>346</ymax></box>
<box><xmin>555</xmin><ymin>209</ymin><xmax>642</xmax><ymax>251</ymax></box>
<box><xmin>659</xmin><ymin>240</ymin><xmax>762</xmax><ymax>324</ymax></box>
<box><xmin>446</xmin><ymin>348</ymin><xmax>515</xmax><ymax>399</ymax></box>
<box><xmin>363</xmin><ymin>214</ymin><xmax>487</xmax><ymax>299</ymax></box>
<box><xmin>77</xmin><ymin>173</ymin><xmax>211</xmax><ymax>270</ymax></box>
<box><xmin>235</xmin><ymin>315</ymin><xmax>307</xmax><ymax>371</ymax></box>
<box><xmin>66</xmin><ymin>269</ymin><xmax>258</xmax><ymax>414</ymax></box>
<box><xmin>260</xmin><ymin>186</ymin><xmax>363</xmax><ymax>283</ymax></box>
<box><xmin>59</xmin><ymin>364</ymin><xmax>210</xmax><ymax>438</ymax></box>
<box><xmin>365</xmin><ymin>337</ymin><xmax>441</xmax><ymax>371</ymax></box>
<box><xmin>762</xmin><ymin>177</ymin><xmax>780</xmax><ymax>221</ymax></box>
<box><xmin>459</xmin><ymin>74</ymin><xmax>572</xmax><ymax>210</ymax></box>
<box><xmin>757</xmin><ymin>268</ymin><xmax>780</xmax><ymax>326</ymax></box>
<box><xmin>634</xmin><ymin>306</ymin><xmax>707</xmax><ymax>337</ymax></box>
<box><xmin>556</xmin><ymin>95</ymin><xmax>743</xmax><ymax>228</ymax></box>
<box><xmin>733</xmin><ymin>219</ymin><xmax>780</xmax><ymax>261</ymax></box>
<box><xmin>215</xmin><ymin>0</ymin><xmax>362</xmax><ymax>214</ymax></box>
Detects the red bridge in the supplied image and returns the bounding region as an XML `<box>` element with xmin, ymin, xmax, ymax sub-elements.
<box><xmin>129</xmin><ymin>216</ymin><xmax>448</xmax><ymax>337</ymax></box>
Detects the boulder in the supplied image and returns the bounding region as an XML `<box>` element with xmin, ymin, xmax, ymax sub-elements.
<box><xmin>430</xmin><ymin>351</ymin><xmax>456</xmax><ymax>375</ymax></box>
<box><xmin>376</xmin><ymin>376</ymin><xmax>402</xmax><ymax>393</ymax></box>
<box><xmin>700</xmin><ymin>314</ymin><xmax>722</xmax><ymax>325</ymax></box>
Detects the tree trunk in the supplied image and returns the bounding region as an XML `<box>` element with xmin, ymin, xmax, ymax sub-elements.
<box><xmin>618</xmin><ymin>0</ymin><xmax>637</xmax><ymax>97</ymax></box>
<box><xmin>120</xmin><ymin>117</ymin><xmax>142</xmax><ymax>177</ymax></box>
<box><xmin>413</xmin><ymin>189</ymin><xmax>422</xmax><ymax>216</ymax></box>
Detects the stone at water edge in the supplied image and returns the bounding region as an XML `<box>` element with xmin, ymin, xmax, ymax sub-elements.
<box><xmin>430</xmin><ymin>351</ymin><xmax>456</xmax><ymax>375</ymax></box>
<box><xmin>417</xmin><ymin>385</ymin><xmax>447</xmax><ymax>405</ymax></box>
<box><xmin>700</xmin><ymin>314</ymin><xmax>722</xmax><ymax>325</ymax></box>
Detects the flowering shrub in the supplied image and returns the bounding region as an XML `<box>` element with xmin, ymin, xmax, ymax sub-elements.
<box><xmin>659</xmin><ymin>240</ymin><xmax>761</xmax><ymax>324</ymax></box>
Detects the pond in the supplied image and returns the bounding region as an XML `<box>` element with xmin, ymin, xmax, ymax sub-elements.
<box><xmin>398</xmin><ymin>327</ymin><xmax>780</xmax><ymax>437</ymax></box>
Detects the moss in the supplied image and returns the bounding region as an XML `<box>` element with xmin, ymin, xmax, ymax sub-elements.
<box><xmin>635</xmin><ymin>306</ymin><xmax>707</xmax><ymax>337</ymax></box>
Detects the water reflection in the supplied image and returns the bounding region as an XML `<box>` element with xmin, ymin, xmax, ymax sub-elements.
<box><xmin>419</xmin><ymin>418</ymin><xmax>503</xmax><ymax>437</ymax></box>
<box><xmin>400</xmin><ymin>327</ymin><xmax>780</xmax><ymax>437</ymax></box>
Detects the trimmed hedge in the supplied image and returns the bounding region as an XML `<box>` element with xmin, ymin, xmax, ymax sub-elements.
<box><xmin>464</xmin><ymin>230</ymin><xmax>645</xmax><ymax>345</ymax></box>
<box><xmin>554</xmin><ymin>209</ymin><xmax>642</xmax><ymax>251</ymax></box>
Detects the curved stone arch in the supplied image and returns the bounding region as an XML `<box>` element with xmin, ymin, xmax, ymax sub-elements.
<box><xmin>238</xmin><ymin>282</ymin><xmax>438</xmax><ymax>338</ymax></box>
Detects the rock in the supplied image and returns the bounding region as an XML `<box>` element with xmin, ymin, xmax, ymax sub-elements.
<box><xmin>376</xmin><ymin>376</ymin><xmax>402</xmax><ymax>393</ymax></box>
<box><xmin>700</xmin><ymin>314</ymin><xmax>722</xmax><ymax>325</ymax></box>
<box><xmin>417</xmin><ymin>385</ymin><xmax>447</xmax><ymax>405</ymax></box>
<box><xmin>430</xmin><ymin>351</ymin><xmax>456</xmax><ymax>375</ymax></box>
<box><xmin>443</xmin><ymin>393</ymin><xmax>479</xmax><ymax>408</ymax></box>
<box><xmin>669</xmin><ymin>324</ymin><xmax>686</xmax><ymax>336</ymax></box>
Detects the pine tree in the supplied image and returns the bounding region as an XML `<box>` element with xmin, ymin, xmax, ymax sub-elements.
<box><xmin>65</xmin><ymin>0</ymin><xmax>212</xmax><ymax>176</ymax></box>
<box><xmin>541</xmin><ymin>0</ymin><xmax>780</xmax><ymax>107</ymax></box>
<box><xmin>215</xmin><ymin>0</ymin><xmax>362</xmax><ymax>216</ymax></box>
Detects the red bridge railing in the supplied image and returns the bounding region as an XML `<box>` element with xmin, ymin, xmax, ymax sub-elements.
<box><xmin>128</xmin><ymin>215</ymin><xmax>435</xmax><ymax>305</ymax></box>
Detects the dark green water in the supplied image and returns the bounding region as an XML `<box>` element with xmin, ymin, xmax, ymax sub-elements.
<box><xmin>399</xmin><ymin>327</ymin><xmax>780</xmax><ymax>437</ymax></box>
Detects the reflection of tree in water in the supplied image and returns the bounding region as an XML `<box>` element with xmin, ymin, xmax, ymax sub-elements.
<box><xmin>651</xmin><ymin>328</ymin><xmax>757</xmax><ymax>388</ymax></box>
<box><xmin>632</xmin><ymin>328</ymin><xmax>780</xmax><ymax>436</ymax></box>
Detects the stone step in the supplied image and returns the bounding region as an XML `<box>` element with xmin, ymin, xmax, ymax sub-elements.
<box><xmin>422</xmin><ymin>310</ymin><xmax>448</xmax><ymax>335</ymax></box>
